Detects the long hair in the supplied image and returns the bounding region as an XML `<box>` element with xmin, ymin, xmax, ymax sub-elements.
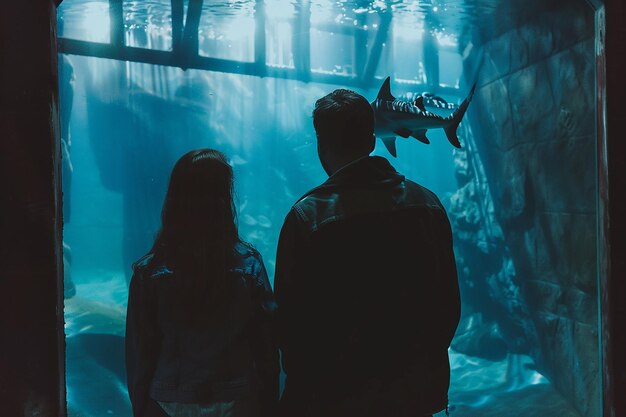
<box><xmin>149</xmin><ymin>149</ymin><xmax>241</xmax><ymax>320</ymax></box>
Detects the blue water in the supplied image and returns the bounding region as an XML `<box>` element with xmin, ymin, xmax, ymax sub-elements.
<box><xmin>58</xmin><ymin>1</ymin><xmax>580</xmax><ymax>416</ymax></box>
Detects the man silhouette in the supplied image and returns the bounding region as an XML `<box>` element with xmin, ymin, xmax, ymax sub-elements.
<box><xmin>275</xmin><ymin>88</ymin><xmax>461</xmax><ymax>417</ymax></box>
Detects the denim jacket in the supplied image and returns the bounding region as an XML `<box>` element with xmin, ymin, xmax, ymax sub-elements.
<box><xmin>125</xmin><ymin>243</ymin><xmax>279</xmax><ymax>417</ymax></box>
<box><xmin>275</xmin><ymin>156</ymin><xmax>461</xmax><ymax>417</ymax></box>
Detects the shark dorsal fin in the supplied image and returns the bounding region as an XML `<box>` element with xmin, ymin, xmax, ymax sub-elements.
<box><xmin>376</xmin><ymin>77</ymin><xmax>395</xmax><ymax>101</ymax></box>
<box><xmin>414</xmin><ymin>96</ymin><xmax>426</xmax><ymax>112</ymax></box>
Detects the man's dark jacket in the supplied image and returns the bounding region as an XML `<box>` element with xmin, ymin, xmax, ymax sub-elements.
<box><xmin>274</xmin><ymin>156</ymin><xmax>461</xmax><ymax>417</ymax></box>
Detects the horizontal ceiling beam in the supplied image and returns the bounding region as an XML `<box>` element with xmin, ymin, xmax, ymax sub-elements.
<box><xmin>58</xmin><ymin>37</ymin><xmax>462</xmax><ymax>97</ymax></box>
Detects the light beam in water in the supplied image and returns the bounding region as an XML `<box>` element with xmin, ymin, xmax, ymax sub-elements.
<box><xmin>80</xmin><ymin>1</ymin><xmax>110</xmax><ymax>43</ymax></box>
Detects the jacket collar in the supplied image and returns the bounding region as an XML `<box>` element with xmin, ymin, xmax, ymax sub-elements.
<box><xmin>325</xmin><ymin>155</ymin><xmax>404</xmax><ymax>187</ymax></box>
<box><xmin>297</xmin><ymin>156</ymin><xmax>405</xmax><ymax>203</ymax></box>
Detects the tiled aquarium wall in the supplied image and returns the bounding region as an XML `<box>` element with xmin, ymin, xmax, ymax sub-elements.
<box><xmin>451</xmin><ymin>1</ymin><xmax>600</xmax><ymax>416</ymax></box>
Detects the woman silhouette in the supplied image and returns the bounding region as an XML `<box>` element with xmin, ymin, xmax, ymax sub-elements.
<box><xmin>125</xmin><ymin>149</ymin><xmax>278</xmax><ymax>417</ymax></box>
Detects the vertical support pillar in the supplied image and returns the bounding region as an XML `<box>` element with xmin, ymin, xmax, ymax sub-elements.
<box><xmin>110</xmin><ymin>0</ymin><xmax>124</xmax><ymax>49</ymax></box>
<box><xmin>0</xmin><ymin>0</ymin><xmax>65</xmax><ymax>415</ymax></box>
<box><xmin>293</xmin><ymin>0</ymin><xmax>311</xmax><ymax>82</ymax></box>
<box><xmin>255</xmin><ymin>0</ymin><xmax>267</xmax><ymax>76</ymax></box>
<box><xmin>171</xmin><ymin>0</ymin><xmax>184</xmax><ymax>53</ymax></box>
<box><xmin>595</xmin><ymin>6</ymin><xmax>612</xmax><ymax>417</ymax></box>
<box><xmin>182</xmin><ymin>0</ymin><xmax>203</xmax><ymax>64</ymax></box>
<box><xmin>171</xmin><ymin>0</ymin><xmax>204</xmax><ymax>69</ymax></box>
<box><xmin>361</xmin><ymin>10</ymin><xmax>391</xmax><ymax>85</ymax></box>
<box><xmin>603</xmin><ymin>0</ymin><xmax>626</xmax><ymax>416</ymax></box>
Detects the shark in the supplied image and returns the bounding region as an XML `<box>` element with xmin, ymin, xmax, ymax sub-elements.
<box><xmin>371</xmin><ymin>76</ymin><xmax>476</xmax><ymax>157</ymax></box>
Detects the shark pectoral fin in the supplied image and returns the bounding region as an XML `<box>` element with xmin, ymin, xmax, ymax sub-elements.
<box><xmin>381</xmin><ymin>137</ymin><xmax>398</xmax><ymax>157</ymax></box>
<box><xmin>414</xmin><ymin>96</ymin><xmax>426</xmax><ymax>112</ymax></box>
<box><xmin>411</xmin><ymin>130</ymin><xmax>430</xmax><ymax>144</ymax></box>
<box><xmin>393</xmin><ymin>128</ymin><xmax>412</xmax><ymax>138</ymax></box>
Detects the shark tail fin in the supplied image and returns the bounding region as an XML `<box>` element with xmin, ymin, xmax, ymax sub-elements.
<box><xmin>444</xmin><ymin>82</ymin><xmax>476</xmax><ymax>148</ymax></box>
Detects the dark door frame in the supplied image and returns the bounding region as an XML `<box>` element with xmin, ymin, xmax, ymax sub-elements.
<box><xmin>1</xmin><ymin>0</ymin><xmax>624</xmax><ymax>416</ymax></box>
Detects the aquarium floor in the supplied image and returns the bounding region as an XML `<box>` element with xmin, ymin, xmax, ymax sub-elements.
<box><xmin>437</xmin><ymin>384</ymin><xmax>583</xmax><ymax>417</ymax></box>
<box><xmin>65</xmin><ymin>279</ymin><xmax>583</xmax><ymax>417</ymax></box>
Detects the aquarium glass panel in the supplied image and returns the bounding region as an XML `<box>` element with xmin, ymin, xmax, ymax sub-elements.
<box><xmin>198</xmin><ymin>2</ymin><xmax>256</xmax><ymax>61</ymax></box>
<box><xmin>310</xmin><ymin>29</ymin><xmax>354</xmax><ymax>75</ymax></box>
<box><xmin>58</xmin><ymin>1</ymin><xmax>603</xmax><ymax>416</ymax></box>
<box><xmin>264</xmin><ymin>0</ymin><xmax>296</xmax><ymax>68</ymax></box>
<box><xmin>392</xmin><ymin>31</ymin><xmax>426</xmax><ymax>83</ymax></box>
<box><xmin>439</xmin><ymin>49</ymin><xmax>462</xmax><ymax>88</ymax></box>
<box><xmin>123</xmin><ymin>0</ymin><xmax>173</xmax><ymax>51</ymax></box>
<box><xmin>58</xmin><ymin>0</ymin><xmax>111</xmax><ymax>44</ymax></box>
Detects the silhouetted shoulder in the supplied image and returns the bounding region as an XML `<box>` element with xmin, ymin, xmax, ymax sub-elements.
<box><xmin>131</xmin><ymin>253</ymin><xmax>157</xmax><ymax>275</ymax></box>
<box><xmin>131</xmin><ymin>252</ymin><xmax>175</xmax><ymax>281</ymax></box>
<box><xmin>233</xmin><ymin>242</ymin><xmax>267</xmax><ymax>284</ymax></box>
<box><xmin>234</xmin><ymin>241</ymin><xmax>257</xmax><ymax>257</ymax></box>
<box><xmin>403</xmin><ymin>178</ymin><xmax>446</xmax><ymax>210</ymax></box>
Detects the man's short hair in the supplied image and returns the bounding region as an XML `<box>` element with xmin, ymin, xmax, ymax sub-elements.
<box><xmin>313</xmin><ymin>89</ymin><xmax>375</xmax><ymax>154</ymax></box>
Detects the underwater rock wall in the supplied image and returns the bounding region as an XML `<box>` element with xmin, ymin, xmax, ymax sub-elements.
<box><xmin>455</xmin><ymin>1</ymin><xmax>599</xmax><ymax>416</ymax></box>
<box><xmin>448</xmin><ymin>125</ymin><xmax>538</xmax><ymax>361</ymax></box>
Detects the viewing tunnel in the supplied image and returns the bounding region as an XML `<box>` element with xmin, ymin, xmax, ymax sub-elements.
<box><xmin>52</xmin><ymin>0</ymin><xmax>605</xmax><ymax>416</ymax></box>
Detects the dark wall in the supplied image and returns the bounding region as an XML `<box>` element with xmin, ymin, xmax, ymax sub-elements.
<box><xmin>0</xmin><ymin>1</ymin><xmax>65</xmax><ymax>415</ymax></box>
<box><xmin>0</xmin><ymin>1</ymin><xmax>623</xmax><ymax>416</ymax></box>
<box><xmin>604</xmin><ymin>1</ymin><xmax>626</xmax><ymax>416</ymax></box>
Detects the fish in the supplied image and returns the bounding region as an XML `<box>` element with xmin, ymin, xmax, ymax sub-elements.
<box><xmin>371</xmin><ymin>76</ymin><xmax>476</xmax><ymax>157</ymax></box>
<box><xmin>241</xmin><ymin>214</ymin><xmax>257</xmax><ymax>226</ymax></box>
<box><xmin>256</xmin><ymin>215</ymin><xmax>272</xmax><ymax>228</ymax></box>
<box><xmin>241</xmin><ymin>213</ymin><xmax>272</xmax><ymax>228</ymax></box>
<box><xmin>230</xmin><ymin>155</ymin><xmax>248</xmax><ymax>166</ymax></box>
